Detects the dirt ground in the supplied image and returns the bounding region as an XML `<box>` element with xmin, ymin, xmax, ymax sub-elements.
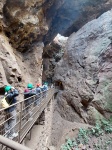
<box><xmin>25</xmin><ymin>100</ymin><xmax>55</xmax><ymax>150</ymax></box>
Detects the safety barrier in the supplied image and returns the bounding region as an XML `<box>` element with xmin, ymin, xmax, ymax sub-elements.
<box><xmin>0</xmin><ymin>88</ymin><xmax>55</xmax><ymax>150</ymax></box>
<box><xmin>0</xmin><ymin>135</ymin><xmax>32</xmax><ymax>150</ymax></box>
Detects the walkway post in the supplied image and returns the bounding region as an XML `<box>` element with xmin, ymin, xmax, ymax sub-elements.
<box><xmin>18</xmin><ymin>101</ymin><xmax>22</xmax><ymax>143</ymax></box>
<box><xmin>52</xmin><ymin>90</ymin><xmax>54</xmax><ymax>101</ymax></box>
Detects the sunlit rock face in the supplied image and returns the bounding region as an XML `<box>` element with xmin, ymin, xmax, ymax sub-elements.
<box><xmin>54</xmin><ymin>10</ymin><xmax>112</xmax><ymax>124</ymax></box>
<box><xmin>44</xmin><ymin>0</ymin><xmax>112</xmax><ymax>45</ymax></box>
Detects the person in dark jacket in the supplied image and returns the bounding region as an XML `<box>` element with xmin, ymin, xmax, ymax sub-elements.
<box><xmin>41</xmin><ymin>82</ymin><xmax>48</xmax><ymax>98</ymax></box>
<box><xmin>24</xmin><ymin>83</ymin><xmax>36</xmax><ymax>121</ymax></box>
<box><xmin>34</xmin><ymin>83</ymin><xmax>41</xmax><ymax>106</ymax></box>
<box><xmin>4</xmin><ymin>85</ymin><xmax>19</xmax><ymax>139</ymax></box>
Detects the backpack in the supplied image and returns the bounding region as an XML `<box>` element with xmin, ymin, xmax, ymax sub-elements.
<box><xmin>43</xmin><ymin>85</ymin><xmax>48</xmax><ymax>91</ymax></box>
<box><xmin>1</xmin><ymin>96</ymin><xmax>9</xmax><ymax>108</ymax></box>
<box><xmin>24</xmin><ymin>88</ymin><xmax>29</xmax><ymax>93</ymax></box>
<box><xmin>41</xmin><ymin>85</ymin><xmax>48</xmax><ymax>92</ymax></box>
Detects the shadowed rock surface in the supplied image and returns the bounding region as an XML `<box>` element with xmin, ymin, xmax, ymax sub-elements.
<box><xmin>44</xmin><ymin>0</ymin><xmax>112</xmax><ymax>45</ymax></box>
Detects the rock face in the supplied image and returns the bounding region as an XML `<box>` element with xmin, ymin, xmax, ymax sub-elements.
<box><xmin>1</xmin><ymin>1</ymin><xmax>112</xmax><ymax>149</ymax></box>
<box><xmin>0</xmin><ymin>34</ymin><xmax>21</xmax><ymax>90</ymax></box>
<box><xmin>44</xmin><ymin>0</ymin><xmax>112</xmax><ymax>45</ymax></box>
<box><xmin>0</xmin><ymin>0</ymin><xmax>112</xmax><ymax>125</ymax></box>
<box><xmin>1</xmin><ymin>0</ymin><xmax>49</xmax><ymax>52</ymax></box>
<box><xmin>54</xmin><ymin>10</ymin><xmax>112</xmax><ymax>124</ymax></box>
<box><xmin>0</xmin><ymin>33</ymin><xmax>43</xmax><ymax>99</ymax></box>
<box><xmin>0</xmin><ymin>0</ymin><xmax>47</xmax><ymax>96</ymax></box>
<box><xmin>0</xmin><ymin>0</ymin><xmax>112</xmax><ymax>50</ymax></box>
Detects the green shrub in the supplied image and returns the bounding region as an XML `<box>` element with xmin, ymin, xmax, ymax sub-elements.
<box><xmin>90</xmin><ymin>122</ymin><xmax>103</xmax><ymax>137</ymax></box>
<box><xmin>101</xmin><ymin>119</ymin><xmax>112</xmax><ymax>133</ymax></box>
<box><xmin>76</xmin><ymin>128</ymin><xmax>89</xmax><ymax>144</ymax></box>
<box><xmin>60</xmin><ymin>118</ymin><xmax>112</xmax><ymax>150</ymax></box>
<box><xmin>60</xmin><ymin>138</ymin><xmax>74</xmax><ymax>150</ymax></box>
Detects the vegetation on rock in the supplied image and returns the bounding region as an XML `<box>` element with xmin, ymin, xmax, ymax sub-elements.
<box><xmin>61</xmin><ymin>118</ymin><xmax>112</xmax><ymax>150</ymax></box>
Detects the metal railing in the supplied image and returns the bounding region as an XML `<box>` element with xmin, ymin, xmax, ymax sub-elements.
<box><xmin>0</xmin><ymin>88</ymin><xmax>55</xmax><ymax>150</ymax></box>
<box><xmin>0</xmin><ymin>135</ymin><xmax>32</xmax><ymax>150</ymax></box>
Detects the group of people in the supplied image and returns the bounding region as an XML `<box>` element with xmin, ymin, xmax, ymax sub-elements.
<box><xmin>3</xmin><ymin>82</ymin><xmax>48</xmax><ymax>139</ymax></box>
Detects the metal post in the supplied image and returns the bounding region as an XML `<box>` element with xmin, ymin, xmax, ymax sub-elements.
<box><xmin>40</xmin><ymin>91</ymin><xmax>43</xmax><ymax>103</ymax></box>
<box><xmin>29</xmin><ymin>128</ymin><xmax>32</xmax><ymax>140</ymax></box>
<box><xmin>18</xmin><ymin>102</ymin><xmax>22</xmax><ymax>143</ymax></box>
<box><xmin>52</xmin><ymin>94</ymin><xmax>54</xmax><ymax>101</ymax></box>
<box><xmin>1</xmin><ymin>144</ymin><xmax>3</xmax><ymax>149</ymax></box>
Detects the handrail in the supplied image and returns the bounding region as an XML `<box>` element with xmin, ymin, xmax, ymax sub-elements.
<box><xmin>0</xmin><ymin>88</ymin><xmax>52</xmax><ymax>112</ymax></box>
<box><xmin>0</xmin><ymin>88</ymin><xmax>55</xmax><ymax>150</ymax></box>
<box><xmin>0</xmin><ymin>135</ymin><xmax>32</xmax><ymax>150</ymax></box>
<box><xmin>0</xmin><ymin>88</ymin><xmax>56</xmax><ymax>150</ymax></box>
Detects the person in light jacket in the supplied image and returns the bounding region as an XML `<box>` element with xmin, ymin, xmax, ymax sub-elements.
<box><xmin>4</xmin><ymin>85</ymin><xmax>19</xmax><ymax>139</ymax></box>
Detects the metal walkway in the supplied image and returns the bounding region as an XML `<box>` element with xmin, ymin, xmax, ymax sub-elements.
<box><xmin>0</xmin><ymin>88</ymin><xmax>55</xmax><ymax>150</ymax></box>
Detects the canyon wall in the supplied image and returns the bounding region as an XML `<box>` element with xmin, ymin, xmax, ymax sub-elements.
<box><xmin>54</xmin><ymin>10</ymin><xmax>112</xmax><ymax>124</ymax></box>
<box><xmin>0</xmin><ymin>33</ymin><xmax>43</xmax><ymax>100</ymax></box>
<box><xmin>0</xmin><ymin>0</ymin><xmax>112</xmax><ymax>120</ymax></box>
<box><xmin>44</xmin><ymin>0</ymin><xmax>112</xmax><ymax>45</ymax></box>
<box><xmin>0</xmin><ymin>0</ymin><xmax>47</xmax><ymax>96</ymax></box>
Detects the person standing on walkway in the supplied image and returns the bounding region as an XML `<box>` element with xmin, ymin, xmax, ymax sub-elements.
<box><xmin>41</xmin><ymin>82</ymin><xmax>48</xmax><ymax>98</ymax></box>
<box><xmin>4</xmin><ymin>85</ymin><xmax>19</xmax><ymax>139</ymax></box>
<box><xmin>35</xmin><ymin>83</ymin><xmax>41</xmax><ymax>106</ymax></box>
<box><xmin>24</xmin><ymin>83</ymin><xmax>36</xmax><ymax>121</ymax></box>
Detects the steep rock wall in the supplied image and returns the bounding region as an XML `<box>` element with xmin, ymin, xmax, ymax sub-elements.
<box><xmin>0</xmin><ymin>0</ymin><xmax>47</xmax><ymax>96</ymax></box>
<box><xmin>54</xmin><ymin>10</ymin><xmax>112</xmax><ymax>124</ymax></box>
<box><xmin>0</xmin><ymin>0</ymin><xmax>112</xmax><ymax>122</ymax></box>
<box><xmin>0</xmin><ymin>33</ymin><xmax>43</xmax><ymax>100</ymax></box>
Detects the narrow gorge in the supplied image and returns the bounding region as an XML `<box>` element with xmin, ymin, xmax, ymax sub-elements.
<box><xmin>0</xmin><ymin>0</ymin><xmax>112</xmax><ymax>150</ymax></box>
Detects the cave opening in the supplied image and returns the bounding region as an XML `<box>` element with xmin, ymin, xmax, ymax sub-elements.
<box><xmin>17</xmin><ymin>76</ymin><xmax>22</xmax><ymax>82</ymax></box>
<box><xmin>81</xmin><ymin>100</ymin><xmax>90</xmax><ymax>109</ymax></box>
<box><xmin>55</xmin><ymin>81</ymin><xmax>64</xmax><ymax>90</ymax></box>
<box><xmin>0</xmin><ymin>87</ymin><xmax>5</xmax><ymax>95</ymax></box>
